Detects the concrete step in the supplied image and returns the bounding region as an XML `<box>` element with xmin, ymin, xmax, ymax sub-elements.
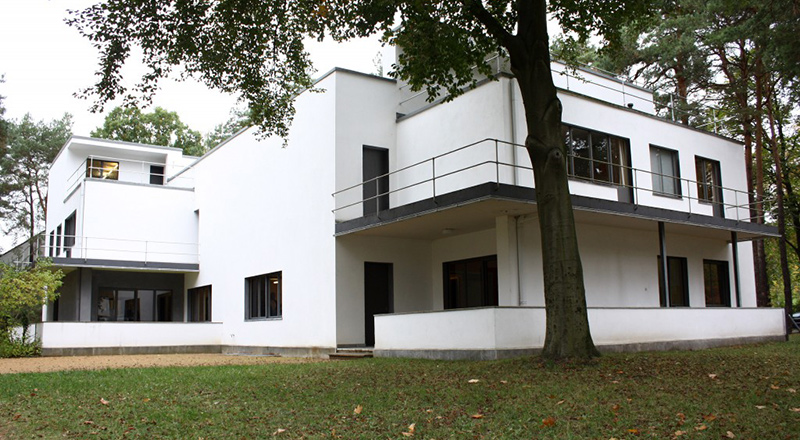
<box><xmin>328</xmin><ymin>348</ymin><xmax>374</xmax><ymax>360</ymax></box>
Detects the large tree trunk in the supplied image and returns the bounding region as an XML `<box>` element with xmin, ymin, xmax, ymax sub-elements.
<box><xmin>508</xmin><ymin>0</ymin><xmax>598</xmax><ymax>359</ymax></box>
<box><xmin>753</xmin><ymin>59</ymin><xmax>770</xmax><ymax>307</ymax></box>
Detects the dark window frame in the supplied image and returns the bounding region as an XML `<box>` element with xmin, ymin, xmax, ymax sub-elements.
<box><xmin>695</xmin><ymin>156</ymin><xmax>723</xmax><ymax>204</ymax></box>
<box><xmin>443</xmin><ymin>255</ymin><xmax>498</xmax><ymax>310</ymax></box>
<box><xmin>650</xmin><ymin>145</ymin><xmax>682</xmax><ymax>198</ymax></box>
<box><xmin>150</xmin><ymin>165</ymin><xmax>165</xmax><ymax>185</ymax></box>
<box><xmin>63</xmin><ymin>211</ymin><xmax>76</xmax><ymax>257</ymax></box>
<box><xmin>703</xmin><ymin>259</ymin><xmax>731</xmax><ymax>307</ymax></box>
<box><xmin>245</xmin><ymin>272</ymin><xmax>282</xmax><ymax>320</ymax></box>
<box><xmin>657</xmin><ymin>255</ymin><xmax>689</xmax><ymax>307</ymax></box>
<box><xmin>188</xmin><ymin>285</ymin><xmax>212</xmax><ymax>322</ymax></box>
<box><xmin>86</xmin><ymin>158</ymin><xmax>120</xmax><ymax>180</ymax></box>
<box><xmin>562</xmin><ymin>124</ymin><xmax>632</xmax><ymax>187</ymax></box>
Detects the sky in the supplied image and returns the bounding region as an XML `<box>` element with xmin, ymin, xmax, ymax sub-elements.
<box><xmin>0</xmin><ymin>0</ymin><xmax>384</xmax><ymax>136</ymax></box>
<box><xmin>0</xmin><ymin>0</ymin><xmax>384</xmax><ymax>251</ymax></box>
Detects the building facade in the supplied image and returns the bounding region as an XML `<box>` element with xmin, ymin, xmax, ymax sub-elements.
<box><xmin>38</xmin><ymin>60</ymin><xmax>785</xmax><ymax>359</ymax></box>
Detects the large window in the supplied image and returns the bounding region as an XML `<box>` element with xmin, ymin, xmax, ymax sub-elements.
<box><xmin>657</xmin><ymin>256</ymin><xmax>689</xmax><ymax>307</ymax></box>
<box><xmin>245</xmin><ymin>272</ymin><xmax>282</xmax><ymax>320</ymax></box>
<box><xmin>96</xmin><ymin>289</ymin><xmax>173</xmax><ymax>321</ymax></box>
<box><xmin>703</xmin><ymin>260</ymin><xmax>730</xmax><ymax>307</ymax></box>
<box><xmin>650</xmin><ymin>146</ymin><xmax>681</xmax><ymax>197</ymax></box>
<box><xmin>695</xmin><ymin>157</ymin><xmax>722</xmax><ymax>203</ymax></box>
<box><xmin>562</xmin><ymin>124</ymin><xmax>631</xmax><ymax>186</ymax></box>
<box><xmin>86</xmin><ymin>159</ymin><xmax>119</xmax><ymax>180</ymax></box>
<box><xmin>188</xmin><ymin>285</ymin><xmax>212</xmax><ymax>322</ymax></box>
<box><xmin>443</xmin><ymin>256</ymin><xmax>498</xmax><ymax>309</ymax></box>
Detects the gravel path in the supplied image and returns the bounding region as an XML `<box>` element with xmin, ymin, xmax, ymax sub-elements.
<box><xmin>0</xmin><ymin>353</ymin><xmax>322</xmax><ymax>374</ymax></box>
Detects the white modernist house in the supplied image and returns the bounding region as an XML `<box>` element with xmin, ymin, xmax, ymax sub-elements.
<box><xmin>39</xmin><ymin>58</ymin><xmax>785</xmax><ymax>359</ymax></box>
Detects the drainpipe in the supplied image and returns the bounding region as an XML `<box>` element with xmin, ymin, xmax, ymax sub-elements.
<box><xmin>508</xmin><ymin>78</ymin><xmax>519</xmax><ymax>186</ymax></box>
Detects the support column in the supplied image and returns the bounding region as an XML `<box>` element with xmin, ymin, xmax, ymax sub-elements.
<box><xmin>731</xmin><ymin>231</ymin><xmax>741</xmax><ymax>308</ymax></box>
<box><xmin>79</xmin><ymin>267</ymin><xmax>93</xmax><ymax>321</ymax></box>
<box><xmin>496</xmin><ymin>215</ymin><xmax>520</xmax><ymax>306</ymax></box>
<box><xmin>659</xmin><ymin>221</ymin><xmax>669</xmax><ymax>307</ymax></box>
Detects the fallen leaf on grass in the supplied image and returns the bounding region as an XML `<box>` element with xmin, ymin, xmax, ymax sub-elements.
<box><xmin>541</xmin><ymin>417</ymin><xmax>556</xmax><ymax>428</ymax></box>
<box><xmin>500</xmin><ymin>380</ymin><xmax>508</xmax><ymax>384</ymax></box>
<box><xmin>725</xmin><ymin>431</ymin><xmax>736</xmax><ymax>438</ymax></box>
<box><xmin>755</xmin><ymin>405</ymin><xmax>767</xmax><ymax>410</ymax></box>
<box><xmin>556</xmin><ymin>400</ymin><xmax>565</xmax><ymax>405</ymax></box>
<box><xmin>83</xmin><ymin>421</ymin><xmax>94</xmax><ymax>425</ymax></box>
<box><xmin>611</xmin><ymin>404</ymin><xmax>621</xmax><ymax>413</ymax></box>
<box><xmin>408</xmin><ymin>423</ymin><xmax>415</xmax><ymax>433</ymax></box>
<box><xmin>354</xmin><ymin>405</ymin><xmax>363</xmax><ymax>415</ymax></box>
<box><xmin>702</xmin><ymin>414</ymin><xmax>717</xmax><ymax>422</ymax></box>
<box><xmin>471</xmin><ymin>414</ymin><xmax>484</xmax><ymax>419</ymax></box>
<box><xmin>99</xmin><ymin>398</ymin><xmax>109</xmax><ymax>406</ymax></box>
<box><xmin>787</xmin><ymin>388</ymin><xmax>797</xmax><ymax>393</ymax></box>
<box><xmin>272</xmin><ymin>428</ymin><xmax>286</xmax><ymax>436</ymax></box>
<box><xmin>674</xmin><ymin>430</ymin><xmax>686</xmax><ymax>436</ymax></box>
<box><xmin>708</xmin><ymin>374</ymin><xmax>717</xmax><ymax>379</ymax></box>
<box><xmin>627</xmin><ymin>428</ymin><xmax>640</xmax><ymax>435</ymax></box>
<box><xmin>142</xmin><ymin>398</ymin><xmax>150</xmax><ymax>403</ymax></box>
<box><xmin>770</xmin><ymin>384</ymin><xmax>780</xmax><ymax>390</ymax></box>
<box><xmin>694</xmin><ymin>424</ymin><xmax>708</xmax><ymax>431</ymax></box>
<box><xmin>790</xmin><ymin>408</ymin><xmax>800</xmax><ymax>412</ymax></box>
<box><xmin>468</xmin><ymin>379</ymin><xmax>480</xmax><ymax>384</ymax></box>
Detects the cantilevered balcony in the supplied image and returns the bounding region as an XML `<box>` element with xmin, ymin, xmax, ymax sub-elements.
<box><xmin>333</xmin><ymin>139</ymin><xmax>777</xmax><ymax>241</ymax></box>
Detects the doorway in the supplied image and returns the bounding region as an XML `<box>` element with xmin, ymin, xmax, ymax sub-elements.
<box><xmin>364</xmin><ymin>262</ymin><xmax>393</xmax><ymax>346</ymax></box>
<box><xmin>362</xmin><ymin>146</ymin><xmax>389</xmax><ymax>216</ymax></box>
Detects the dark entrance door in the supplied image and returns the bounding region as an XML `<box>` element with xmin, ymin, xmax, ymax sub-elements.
<box><xmin>364</xmin><ymin>262</ymin><xmax>393</xmax><ymax>347</ymax></box>
<box><xmin>362</xmin><ymin>146</ymin><xmax>389</xmax><ymax>216</ymax></box>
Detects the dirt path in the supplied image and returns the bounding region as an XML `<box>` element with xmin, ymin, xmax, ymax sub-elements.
<box><xmin>0</xmin><ymin>353</ymin><xmax>323</xmax><ymax>374</ymax></box>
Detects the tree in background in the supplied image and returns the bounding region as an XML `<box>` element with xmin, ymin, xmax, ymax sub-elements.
<box><xmin>0</xmin><ymin>75</ymin><xmax>7</xmax><ymax>153</ymax></box>
<box><xmin>203</xmin><ymin>107</ymin><xmax>252</xmax><ymax>151</ymax></box>
<box><xmin>91</xmin><ymin>106</ymin><xmax>205</xmax><ymax>156</ymax></box>
<box><xmin>70</xmin><ymin>0</ymin><xmax>659</xmax><ymax>359</ymax></box>
<box><xmin>0</xmin><ymin>114</ymin><xmax>73</xmax><ymax>262</ymax></box>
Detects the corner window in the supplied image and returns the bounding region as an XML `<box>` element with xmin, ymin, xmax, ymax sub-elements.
<box><xmin>657</xmin><ymin>256</ymin><xmax>689</xmax><ymax>307</ymax></box>
<box><xmin>703</xmin><ymin>260</ymin><xmax>730</xmax><ymax>307</ymax></box>
<box><xmin>188</xmin><ymin>285</ymin><xmax>212</xmax><ymax>322</ymax></box>
<box><xmin>48</xmin><ymin>230</ymin><xmax>55</xmax><ymax>257</ymax></box>
<box><xmin>563</xmin><ymin>124</ymin><xmax>631</xmax><ymax>186</ymax></box>
<box><xmin>245</xmin><ymin>272</ymin><xmax>282</xmax><ymax>320</ymax></box>
<box><xmin>443</xmin><ymin>256</ymin><xmax>498</xmax><ymax>309</ymax></box>
<box><xmin>86</xmin><ymin>158</ymin><xmax>119</xmax><ymax>180</ymax></box>
<box><xmin>650</xmin><ymin>146</ymin><xmax>681</xmax><ymax>197</ymax></box>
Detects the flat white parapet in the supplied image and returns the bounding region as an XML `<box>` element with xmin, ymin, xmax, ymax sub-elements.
<box><xmin>374</xmin><ymin>307</ymin><xmax>785</xmax><ymax>352</ymax></box>
<box><xmin>38</xmin><ymin>322</ymin><xmax>223</xmax><ymax>348</ymax></box>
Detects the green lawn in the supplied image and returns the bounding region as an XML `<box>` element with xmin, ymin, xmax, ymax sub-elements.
<box><xmin>2</xmin><ymin>337</ymin><xmax>799</xmax><ymax>439</ymax></box>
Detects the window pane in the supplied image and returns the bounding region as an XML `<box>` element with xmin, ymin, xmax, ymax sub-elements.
<box><xmin>444</xmin><ymin>256</ymin><xmax>498</xmax><ymax>310</ymax></box>
<box><xmin>156</xmin><ymin>290</ymin><xmax>172</xmax><ymax>321</ymax></box>
<box><xmin>651</xmin><ymin>147</ymin><xmax>680</xmax><ymax>196</ymax></box>
<box><xmin>610</xmin><ymin>137</ymin><xmax>628</xmax><ymax>185</ymax></box>
<box><xmin>138</xmin><ymin>290</ymin><xmax>155</xmax><ymax>322</ymax></box>
<box><xmin>97</xmin><ymin>289</ymin><xmax>115</xmax><ymax>321</ymax></box>
<box><xmin>704</xmin><ymin>260</ymin><xmax>730</xmax><ymax>306</ymax></box>
<box><xmin>571</xmin><ymin>128</ymin><xmax>591</xmax><ymax>179</ymax></box>
<box><xmin>591</xmin><ymin>132</ymin><xmax>610</xmax><ymax>182</ymax></box>
<box><xmin>117</xmin><ymin>290</ymin><xmax>137</xmax><ymax>321</ymax></box>
<box><xmin>268</xmin><ymin>274</ymin><xmax>281</xmax><ymax>317</ymax></box>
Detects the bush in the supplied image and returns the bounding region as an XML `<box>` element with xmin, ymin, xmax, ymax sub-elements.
<box><xmin>0</xmin><ymin>332</ymin><xmax>41</xmax><ymax>358</ymax></box>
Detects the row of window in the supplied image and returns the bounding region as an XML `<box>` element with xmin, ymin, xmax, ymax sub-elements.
<box><xmin>444</xmin><ymin>254</ymin><xmax>732</xmax><ymax>309</ymax></box>
<box><xmin>561</xmin><ymin>124</ymin><xmax>723</xmax><ymax>209</ymax></box>
<box><xmin>48</xmin><ymin>211</ymin><xmax>76</xmax><ymax>258</ymax></box>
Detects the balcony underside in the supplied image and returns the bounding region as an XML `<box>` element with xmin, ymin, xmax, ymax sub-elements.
<box><xmin>51</xmin><ymin>257</ymin><xmax>199</xmax><ymax>273</ymax></box>
<box><xmin>335</xmin><ymin>182</ymin><xmax>779</xmax><ymax>241</ymax></box>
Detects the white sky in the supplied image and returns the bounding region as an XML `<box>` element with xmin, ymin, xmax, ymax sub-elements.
<box><xmin>0</xmin><ymin>0</ymin><xmax>383</xmax><ymax>251</ymax></box>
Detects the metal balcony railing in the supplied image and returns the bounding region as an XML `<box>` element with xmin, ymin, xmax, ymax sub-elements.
<box><xmin>42</xmin><ymin>235</ymin><xmax>199</xmax><ymax>265</ymax></box>
<box><xmin>332</xmin><ymin>138</ymin><xmax>765</xmax><ymax>223</ymax></box>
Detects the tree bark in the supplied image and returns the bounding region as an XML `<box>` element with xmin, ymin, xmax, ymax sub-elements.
<box><xmin>508</xmin><ymin>0</ymin><xmax>598</xmax><ymax>359</ymax></box>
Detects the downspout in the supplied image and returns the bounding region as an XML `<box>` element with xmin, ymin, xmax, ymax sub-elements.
<box><xmin>508</xmin><ymin>78</ymin><xmax>519</xmax><ymax>186</ymax></box>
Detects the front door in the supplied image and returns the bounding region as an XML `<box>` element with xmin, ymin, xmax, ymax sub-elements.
<box><xmin>364</xmin><ymin>262</ymin><xmax>393</xmax><ymax>347</ymax></box>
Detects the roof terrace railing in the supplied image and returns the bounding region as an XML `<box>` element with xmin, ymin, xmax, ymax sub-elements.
<box><xmin>332</xmin><ymin>138</ymin><xmax>765</xmax><ymax>224</ymax></box>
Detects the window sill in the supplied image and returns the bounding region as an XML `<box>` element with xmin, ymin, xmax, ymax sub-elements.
<box><xmin>245</xmin><ymin>317</ymin><xmax>283</xmax><ymax>322</ymax></box>
<box><xmin>652</xmin><ymin>191</ymin><xmax>683</xmax><ymax>200</ymax></box>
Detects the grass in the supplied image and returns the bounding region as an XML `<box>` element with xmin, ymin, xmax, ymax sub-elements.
<box><xmin>1</xmin><ymin>337</ymin><xmax>799</xmax><ymax>439</ymax></box>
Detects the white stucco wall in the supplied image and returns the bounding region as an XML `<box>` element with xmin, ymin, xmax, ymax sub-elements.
<box><xmin>335</xmin><ymin>235</ymin><xmax>432</xmax><ymax>345</ymax></box>
<box><xmin>39</xmin><ymin>322</ymin><xmax>222</xmax><ymax>348</ymax></box>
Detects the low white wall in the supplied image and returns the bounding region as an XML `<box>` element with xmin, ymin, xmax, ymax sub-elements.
<box><xmin>40</xmin><ymin>322</ymin><xmax>223</xmax><ymax>348</ymax></box>
<box><xmin>375</xmin><ymin>307</ymin><xmax>785</xmax><ymax>351</ymax></box>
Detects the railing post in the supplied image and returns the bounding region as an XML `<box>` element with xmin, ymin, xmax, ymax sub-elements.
<box><xmin>735</xmin><ymin>191</ymin><xmax>739</xmax><ymax>221</ymax></box>
<box><xmin>432</xmin><ymin>158</ymin><xmax>437</xmax><ymax>203</ymax></box>
<box><xmin>144</xmin><ymin>241</ymin><xmax>148</xmax><ymax>265</ymax></box>
<box><xmin>495</xmin><ymin>140</ymin><xmax>500</xmax><ymax>189</ymax></box>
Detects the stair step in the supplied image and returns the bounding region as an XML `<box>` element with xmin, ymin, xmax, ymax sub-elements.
<box><xmin>329</xmin><ymin>348</ymin><xmax>374</xmax><ymax>360</ymax></box>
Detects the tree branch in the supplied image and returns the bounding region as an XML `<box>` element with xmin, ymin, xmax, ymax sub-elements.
<box><xmin>462</xmin><ymin>0</ymin><xmax>514</xmax><ymax>49</ymax></box>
